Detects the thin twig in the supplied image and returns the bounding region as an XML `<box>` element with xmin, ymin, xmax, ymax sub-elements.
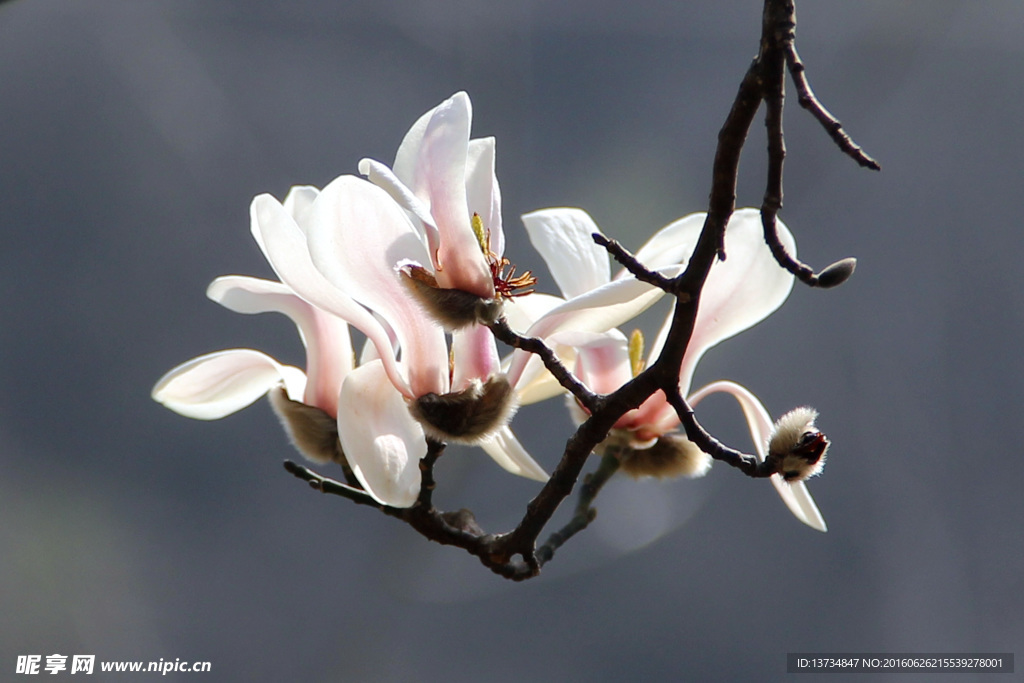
<box><xmin>488</xmin><ymin>316</ymin><xmax>603</xmax><ymax>413</ymax></box>
<box><xmin>786</xmin><ymin>45</ymin><xmax>880</xmax><ymax>171</ymax></box>
<box><xmin>536</xmin><ymin>451</ymin><xmax>622</xmax><ymax>566</ymax></box>
<box><xmin>591</xmin><ymin>234</ymin><xmax>678</xmax><ymax>294</ymax></box>
<box><xmin>663</xmin><ymin>392</ymin><xmax>776</xmax><ymax>478</ymax></box>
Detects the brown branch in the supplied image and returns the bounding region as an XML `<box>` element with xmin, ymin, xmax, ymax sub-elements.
<box><xmin>488</xmin><ymin>316</ymin><xmax>603</xmax><ymax>414</ymax></box>
<box><xmin>786</xmin><ymin>45</ymin><xmax>880</xmax><ymax>171</ymax></box>
<box><xmin>281</xmin><ymin>0</ymin><xmax>872</xmax><ymax>580</ymax></box>
<box><xmin>536</xmin><ymin>450</ymin><xmax>621</xmax><ymax>566</ymax></box>
<box><xmin>590</xmin><ymin>234</ymin><xmax>678</xmax><ymax>294</ymax></box>
<box><xmin>663</xmin><ymin>392</ymin><xmax>776</xmax><ymax>478</ymax></box>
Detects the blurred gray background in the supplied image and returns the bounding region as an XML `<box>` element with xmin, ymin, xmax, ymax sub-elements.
<box><xmin>2</xmin><ymin>1</ymin><xmax>1021</xmax><ymax>681</ymax></box>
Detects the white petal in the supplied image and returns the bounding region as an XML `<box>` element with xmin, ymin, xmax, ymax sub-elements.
<box><xmin>250</xmin><ymin>191</ymin><xmax>412</xmax><ymax>398</ymax></box>
<box><xmin>649</xmin><ymin>208</ymin><xmax>795</xmax><ymax>394</ymax></box>
<box><xmin>478</xmin><ymin>426</ymin><xmax>549</xmax><ymax>482</ymax></box>
<box><xmin>689</xmin><ymin>380</ymin><xmax>826</xmax><ymax>531</ymax></box>
<box><xmin>336</xmin><ymin>360</ymin><xmax>425</xmax><ymax>508</ymax></box>
<box><xmin>522</xmin><ymin>208</ymin><xmax>610</xmax><ymax>299</ymax></box>
<box><xmin>305</xmin><ymin>176</ymin><xmax>448</xmax><ymax>397</ymax></box>
<box><xmin>152</xmin><ymin>349</ymin><xmax>305</xmax><ymax>420</ymax></box>
<box><xmin>358</xmin><ymin>157</ymin><xmax>440</xmax><ymax>255</ymax></box>
<box><xmin>282</xmin><ymin>185</ymin><xmax>320</xmax><ymax>233</ymax></box>
<box><xmin>466</xmin><ymin>136</ymin><xmax>504</xmax><ymax>257</ymax></box>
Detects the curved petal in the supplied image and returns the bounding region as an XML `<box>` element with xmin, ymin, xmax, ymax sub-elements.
<box><xmin>282</xmin><ymin>185</ymin><xmax>320</xmax><ymax>233</ymax></box>
<box><xmin>206</xmin><ymin>274</ymin><xmax>352</xmax><ymax>417</ymax></box>
<box><xmin>152</xmin><ymin>349</ymin><xmax>305</xmax><ymax>420</ymax></box>
<box><xmin>250</xmin><ymin>194</ymin><xmax>404</xmax><ymax>398</ymax></box>
<box><xmin>416</xmin><ymin>93</ymin><xmax>494</xmax><ymax>298</ymax></box>
<box><xmin>466</xmin><ymin>136</ymin><xmax>504</xmax><ymax>257</ymax></box>
<box><xmin>358</xmin><ymin>157</ymin><xmax>440</xmax><ymax>255</ymax></box>
<box><xmin>689</xmin><ymin>380</ymin><xmax>826</xmax><ymax>532</ymax></box>
<box><xmin>506</xmin><ymin>265</ymin><xmax>682</xmax><ymax>388</ymax></box>
<box><xmin>523</xmin><ymin>208</ymin><xmax>610</xmax><ymax>299</ymax></box>
<box><xmin>650</xmin><ymin>208</ymin><xmax>795</xmax><ymax>395</ymax></box>
<box><xmin>336</xmin><ymin>360</ymin><xmax>425</xmax><ymax>508</ymax></box>
<box><xmin>478</xmin><ymin>426</ymin><xmax>549</xmax><ymax>482</ymax></box>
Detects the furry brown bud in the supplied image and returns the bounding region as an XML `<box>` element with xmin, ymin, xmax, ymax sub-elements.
<box><xmin>398</xmin><ymin>263</ymin><xmax>502</xmax><ymax>329</ymax></box>
<box><xmin>611</xmin><ymin>433</ymin><xmax>712</xmax><ymax>479</ymax></box>
<box><xmin>767</xmin><ymin>406</ymin><xmax>830</xmax><ymax>482</ymax></box>
<box><xmin>408</xmin><ymin>375</ymin><xmax>517</xmax><ymax>444</ymax></box>
<box><xmin>268</xmin><ymin>387</ymin><xmax>346</xmax><ymax>465</ymax></box>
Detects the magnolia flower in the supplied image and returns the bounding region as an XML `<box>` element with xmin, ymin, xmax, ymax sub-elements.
<box><xmin>154</xmin><ymin>177</ymin><xmax>545</xmax><ymax>509</ymax></box>
<box><xmin>359</xmin><ymin>91</ymin><xmax>519</xmax><ymax>327</ymax></box>
<box><xmin>514</xmin><ymin>207</ymin><xmax>827</xmax><ymax>531</ymax></box>
<box><xmin>253</xmin><ymin>177</ymin><xmax>548</xmax><ymax>503</ymax></box>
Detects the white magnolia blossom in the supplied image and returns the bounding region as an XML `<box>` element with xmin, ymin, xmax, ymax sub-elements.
<box><xmin>513</xmin><ymin>207</ymin><xmax>827</xmax><ymax>531</ymax></box>
<box><xmin>153</xmin><ymin>158</ymin><xmax>546</xmax><ymax>509</ymax></box>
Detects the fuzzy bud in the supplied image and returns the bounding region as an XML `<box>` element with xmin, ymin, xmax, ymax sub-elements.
<box><xmin>767</xmin><ymin>406</ymin><xmax>830</xmax><ymax>482</ymax></box>
<box><xmin>408</xmin><ymin>375</ymin><xmax>517</xmax><ymax>444</ymax></box>
<box><xmin>613</xmin><ymin>433</ymin><xmax>712</xmax><ymax>479</ymax></box>
<box><xmin>268</xmin><ymin>387</ymin><xmax>346</xmax><ymax>465</ymax></box>
<box><xmin>398</xmin><ymin>262</ymin><xmax>502</xmax><ymax>329</ymax></box>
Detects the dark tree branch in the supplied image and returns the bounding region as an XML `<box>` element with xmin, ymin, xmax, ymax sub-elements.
<box><xmin>282</xmin><ymin>0</ymin><xmax>873</xmax><ymax>580</ymax></box>
<box><xmin>536</xmin><ymin>451</ymin><xmax>621</xmax><ymax>566</ymax></box>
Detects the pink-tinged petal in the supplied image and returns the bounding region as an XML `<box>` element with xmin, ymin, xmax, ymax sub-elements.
<box><xmin>649</xmin><ymin>208</ymin><xmax>795</xmax><ymax>395</ymax></box>
<box><xmin>391</xmin><ymin>94</ymin><xmax>442</xmax><ymax>185</ymax></box>
<box><xmin>250</xmin><ymin>192</ymin><xmax>413</xmax><ymax>399</ymax></box>
<box><xmin>451</xmin><ymin>324</ymin><xmax>500</xmax><ymax>392</ymax></box>
<box><xmin>305</xmin><ymin>175</ymin><xmax>448</xmax><ymax>397</ymax></box>
<box><xmin>506</xmin><ymin>266</ymin><xmax>682</xmax><ymax>388</ymax></box>
<box><xmin>689</xmin><ymin>380</ymin><xmax>826</xmax><ymax>532</ymax></box>
<box><xmin>479</xmin><ymin>426</ymin><xmax>549</xmax><ymax>482</ymax></box>
<box><xmin>418</xmin><ymin>94</ymin><xmax>494</xmax><ymax>298</ymax></box>
<box><xmin>358</xmin><ymin>158</ymin><xmax>440</xmax><ymax>257</ymax></box>
<box><xmin>152</xmin><ymin>349</ymin><xmax>305</xmax><ymax>420</ymax></box>
<box><xmin>562</xmin><ymin>330</ymin><xmax>676</xmax><ymax>432</ymax></box>
<box><xmin>466</xmin><ymin>137</ymin><xmax>504</xmax><ymax>257</ymax></box>
<box><xmin>336</xmin><ymin>360</ymin><xmax>425</xmax><ymax>508</ymax></box>
<box><xmin>523</xmin><ymin>208</ymin><xmax>610</xmax><ymax>299</ymax></box>
<box><xmin>207</xmin><ymin>274</ymin><xmax>351</xmax><ymax>417</ymax></box>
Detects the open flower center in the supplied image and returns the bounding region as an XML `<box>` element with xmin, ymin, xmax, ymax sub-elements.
<box><xmin>472</xmin><ymin>213</ymin><xmax>537</xmax><ymax>300</ymax></box>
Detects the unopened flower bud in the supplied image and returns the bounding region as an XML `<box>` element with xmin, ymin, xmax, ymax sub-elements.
<box><xmin>816</xmin><ymin>257</ymin><xmax>857</xmax><ymax>288</ymax></box>
<box><xmin>613</xmin><ymin>433</ymin><xmax>712</xmax><ymax>479</ymax></box>
<box><xmin>768</xmin><ymin>406</ymin><xmax>830</xmax><ymax>482</ymax></box>
<box><xmin>408</xmin><ymin>375</ymin><xmax>517</xmax><ymax>444</ymax></box>
<box><xmin>398</xmin><ymin>262</ymin><xmax>503</xmax><ymax>329</ymax></box>
<box><xmin>268</xmin><ymin>387</ymin><xmax>346</xmax><ymax>465</ymax></box>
